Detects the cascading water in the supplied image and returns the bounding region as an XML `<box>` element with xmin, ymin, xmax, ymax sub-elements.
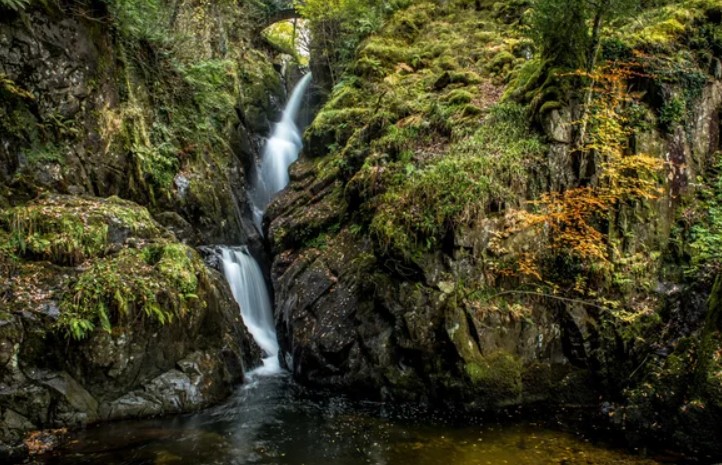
<box><xmin>220</xmin><ymin>74</ymin><xmax>313</xmax><ymax>377</ymax></box>
<box><xmin>251</xmin><ymin>73</ymin><xmax>313</xmax><ymax>230</ymax></box>
<box><xmin>221</xmin><ymin>246</ymin><xmax>279</xmax><ymax>376</ymax></box>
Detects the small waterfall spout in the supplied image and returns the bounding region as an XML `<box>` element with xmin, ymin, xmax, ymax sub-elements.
<box><xmin>252</xmin><ymin>73</ymin><xmax>313</xmax><ymax>230</ymax></box>
<box><xmin>220</xmin><ymin>247</ymin><xmax>280</xmax><ymax>376</ymax></box>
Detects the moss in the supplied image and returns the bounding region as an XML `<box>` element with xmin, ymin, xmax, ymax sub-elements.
<box><xmin>464</xmin><ymin>351</ymin><xmax>523</xmax><ymax>401</ymax></box>
<box><xmin>0</xmin><ymin>195</ymin><xmax>161</xmax><ymax>266</ymax></box>
<box><xmin>442</xmin><ymin>89</ymin><xmax>475</xmax><ymax>105</ymax></box>
<box><xmin>58</xmin><ymin>243</ymin><xmax>206</xmax><ymax>340</ymax></box>
<box><xmin>486</xmin><ymin>50</ymin><xmax>515</xmax><ymax>74</ymax></box>
<box><xmin>538</xmin><ymin>100</ymin><xmax>562</xmax><ymax>114</ymax></box>
<box><xmin>370</xmin><ymin>103</ymin><xmax>545</xmax><ymax>259</ymax></box>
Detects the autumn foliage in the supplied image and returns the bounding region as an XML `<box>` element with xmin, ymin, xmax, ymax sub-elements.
<box><xmin>517</xmin><ymin>64</ymin><xmax>663</xmax><ymax>270</ymax></box>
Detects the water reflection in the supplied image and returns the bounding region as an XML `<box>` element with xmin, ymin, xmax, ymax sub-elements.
<box><xmin>40</xmin><ymin>376</ymin><xmax>664</xmax><ymax>465</ymax></box>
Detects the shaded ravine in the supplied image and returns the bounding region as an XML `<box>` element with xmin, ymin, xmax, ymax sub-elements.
<box><xmin>35</xmin><ymin>74</ymin><xmax>668</xmax><ymax>465</ymax></box>
<box><xmin>220</xmin><ymin>73</ymin><xmax>314</xmax><ymax>378</ymax></box>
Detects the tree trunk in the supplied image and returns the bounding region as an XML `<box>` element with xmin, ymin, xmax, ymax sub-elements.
<box><xmin>575</xmin><ymin>9</ymin><xmax>605</xmax><ymax>161</ymax></box>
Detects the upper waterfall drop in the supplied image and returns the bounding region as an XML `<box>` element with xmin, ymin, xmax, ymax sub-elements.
<box><xmin>252</xmin><ymin>73</ymin><xmax>313</xmax><ymax>230</ymax></box>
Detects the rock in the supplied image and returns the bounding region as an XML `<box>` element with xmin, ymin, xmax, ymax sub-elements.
<box><xmin>154</xmin><ymin>211</ymin><xmax>200</xmax><ymax>245</ymax></box>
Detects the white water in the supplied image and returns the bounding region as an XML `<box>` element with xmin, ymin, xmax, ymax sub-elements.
<box><xmin>252</xmin><ymin>73</ymin><xmax>313</xmax><ymax>230</ymax></box>
<box><xmin>219</xmin><ymin>75</ymin><xmax>313</xmax><ymax>378</ymax></box>
<box><xmin>221</xmin><ymin>247</ymin><xmax>280</xmax><ymax>376</ymax></box>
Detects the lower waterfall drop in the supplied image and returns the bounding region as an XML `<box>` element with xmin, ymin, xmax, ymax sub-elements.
<box><xmin>220</xmin><ymin>246</ymin><xmax>280</xmax><ymax>376</ymax></box>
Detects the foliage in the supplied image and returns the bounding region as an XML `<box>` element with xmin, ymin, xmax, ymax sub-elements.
<box><xmin>0</xmin><ymin>195</ymin><xmax>160</xmax><ymax>266</ymax></box>
<box><xmin>297</xmin><ymin>0</ymin><xmax>412</xmax><ymax>84</ymax></box>
<box><xmin>263</xmin><ymin>20</ymin><xmax>309</xmax><ymax>65</ymax></box>
<box><xmin>102</xmin><ymin>0</ymin><xmax>170</xmax><ymax>43</ymax></box>
<box><xmin>688</xmin><ymin>153</ymin><xmax>722</xmax><ymax>277</ymax></box>
<box><xmin>58</xmin><ymin>243</ymin><xmax>205</xmax><ymax>340</ymax></box>
<box><xmin>528</xmin><ymin>0</ymin><xmax>642</xmax><ymax>138</ymax></box>
<box><xmin>515</xmin><ymin>64</ymin><xmax>663</xmax><ymax>271</ymax></box>
<box><xmin>529</xmin><ymin>0</ymin><xmax>591</xmax><ymax>69</ymax></box>
<box><xmin>371</xmin><ymin>103</ymin><xmax>545</xmax><ymax>258</ymax></box>
<box><xmin>0</xmin><ymin>0</ymin><xmax>29</xmax><ymax>11</ymax></box>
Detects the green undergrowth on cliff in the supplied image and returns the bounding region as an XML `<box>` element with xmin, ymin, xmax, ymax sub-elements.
<box><xmin>301</xmin><ymin>1</ymin><xmax>536</xmax><ymax>256</ymax></box>
<box><xmin>58</xmin><ymin>242</ymin><xmax>207</xmax><ymax>340</ymax></box>
<box><xmin>101</xmin><ymin>0</ymin><xmax>280</xmax><ymax>206</ymax></box>
<box><xmin>0</xmin><ymin>195</ymin><xmax>206</xmax><ymax>340</ymax></box>
<box><xmin>296</xmin><ymin>0</ymin><xmax>722</xmax><ymax>371</ymax></box>
<box><xmin>1</xmin><ymin>0</ymin><xmax>281</xmax><ymax>235</ymax></box>
<box><xmin>371</xmin><ymin>103</ymin><xmax>545</xmax><ymax>258</ymax></box>
<box><xmin>684</xmin><ymin>151</ymin><xmax>722</xmax><ymax>278</ymax></box>
<box><xmin>0</xmin><ymin>195</ymin><xmax>161</xmax><ymax>266</ymax></box>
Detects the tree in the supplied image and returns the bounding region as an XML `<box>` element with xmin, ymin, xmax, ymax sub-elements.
<box><xmin>530</xmin><ymin>0</ymin><xmax>640</xmax><ymax>72</ymax></box>
<box><xmin>530</xmin><ymin>0</ymin><xmax>640</xmax><ymax>154</ymax></box>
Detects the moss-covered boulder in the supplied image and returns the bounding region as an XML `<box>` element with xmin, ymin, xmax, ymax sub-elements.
<box><xmin>0</xmin><ymin>194</ymin><xmax>259</xmax><ymax>461</ymax></box>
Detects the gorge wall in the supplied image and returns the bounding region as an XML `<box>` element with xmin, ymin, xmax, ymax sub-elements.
<box><xmin>0</xmin><ymin>0</ymin><xmax>289</xmax><ymax>459</ymax></box>
<box><xmin>268</xmin><ymin>0</ymin><xmax>722</xmax><ymax>459</ymax></box>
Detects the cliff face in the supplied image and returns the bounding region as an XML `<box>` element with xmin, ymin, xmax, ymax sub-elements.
<box><xmin>268</xmin><ymin>1</ymin><xmax>722</xmax><ymax>458</ymax></box>
<box><xmin>0</xmin><ymin>0</ymin><xmax>286</xmax><ymax>459</ymax></box>
<box><xmin>0</xmin><ymin>0</ymin><xmax>284</xmax><ymax>244</ymax></box>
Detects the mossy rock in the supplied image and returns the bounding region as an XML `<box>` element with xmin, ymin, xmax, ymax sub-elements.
<box><xmin>465</xmin><ymin>351</ymin><xmax>523</xmax><ymax>404</ymax></box>
<box><xmin>58</xmin><ymin>243</ymin><xmax>208</xmax><ymax>340</ymax></box>
<box><xmin>0</xmin><ymin>195</ymin><xmax>164</xmax><ymax>266</ymax></box>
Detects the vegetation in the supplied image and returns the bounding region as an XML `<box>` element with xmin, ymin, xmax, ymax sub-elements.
<box><xmin>371</xmin><ymin>103</ymin><xmax>545</xmax><ymax>258</ymax></box>
<box><xmin>58</xmin><ymin>243</ymin><xmax>206</xmax><ymax>340</ymax></box>
<box><xmin>298</xmin><ymin>0</ymin><xmax>412</xmax><ymax>85</ymax></box>
<box><xmin>0</xmin><ymin>0</ymin><xmax>29</xmax><ymax>11</ymax></box>
<box><xmin>0</xmin><ymin>195</ymin><xmax>161</xmax><ymax>266</ymax></box>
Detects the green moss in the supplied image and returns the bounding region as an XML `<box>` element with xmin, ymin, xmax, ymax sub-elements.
<box><xmin>370</xmin><ymin>103</ymin><xmax>545</xmax><ymax>259</ymax></box>
<box><xmin>0</xmin><ymin>195</ymin><xmax>160</xmax><ymax>266</ymax></box>
<box><xmin>486</xmin><ymin>50</ymin><xmax>515</xmax><ymax>74</ymax></box>
<box><xmin>58</xmin><ymin>243</ymin><xmax>206</xmax><ymax>340</ymax></box>
<box><xmin>465</xmin><ymin>352</ymin><xmax>523</xmax><ymax>401</ymax></box>
<box><xmin>443</xmin><ymin>89</ymin><xmax>475</xmax><ymax>105</ymax></box>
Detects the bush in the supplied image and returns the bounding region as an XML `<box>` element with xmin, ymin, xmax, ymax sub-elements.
<box><xmin>58</xmin><ymin>243</ymin><xmax>206</xmax><ymax>340</ymax></box>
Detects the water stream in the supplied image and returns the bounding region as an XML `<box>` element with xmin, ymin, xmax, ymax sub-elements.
<box><xmin>220</xmin><ymin>247</ymin><xmax>279</xmax><ymax>376</ymax></box>
<box><xmin>37</xmin><ymin>75</ymin><xmax>672</xmax><ymax>465</ymax></box>
<box><xmin>251</xmin><ymin>73</ymin><xmax>313</xmax><ymax>231</ymax></box>
<box><xmin>222</xmin><ymin>73</ymin><xmax>314</xmax><ymax>377</ymax></box>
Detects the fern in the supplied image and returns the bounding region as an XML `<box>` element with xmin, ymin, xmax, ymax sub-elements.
<box><xmin>0</xmin><ymin>0</ymin><xmax>30</xmax><ymax>11</ymax></box>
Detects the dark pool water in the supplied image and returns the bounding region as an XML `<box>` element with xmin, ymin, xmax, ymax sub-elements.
<box><xmin>38</xmin><ymin>375</ymin><xmax>669</xmax><ymax>465</ymax></box>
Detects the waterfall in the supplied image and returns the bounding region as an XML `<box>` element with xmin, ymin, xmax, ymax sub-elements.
<box><xmin>252</xmin><ymin>73</ymin><xmax>313</xmax><ymax>230</ymax></box>
<box><xmin>221</xmin><ymin>247</ymin><xmax>280</xmax><ymax>376</ymax></box>
<box><xmin>219</xmin><ymin>74</ymin><xmax>313</xmax><ymax>378</ymax></box>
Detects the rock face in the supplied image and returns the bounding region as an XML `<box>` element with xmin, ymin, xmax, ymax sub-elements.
<box><xmin>270</xmin><ymin>210</ymin><xmax>596</xmax><ymax>408</ymax></box>
<box><xmin>0</xmin><ymin>1</ymin><xmax>284</xmax><ymax>460</ymax></box>
<box><xmin>267</xmin><ymin>2</ymin><xmax>722</xmax><ymax>459</ymax></box>
<box><xmin>0</xmin><ymin>273</ymin><xmax>256</xmax><ymax>459</ymax></box>
<box><xmin>0</xmin><ymin>195</ymin><xmax>261</xmax><ymax>461</ymax></box>
<box><xmin>0</xmin><ymin>1</ymin><xmax>284</xmax><ymax>246</ymax></box>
